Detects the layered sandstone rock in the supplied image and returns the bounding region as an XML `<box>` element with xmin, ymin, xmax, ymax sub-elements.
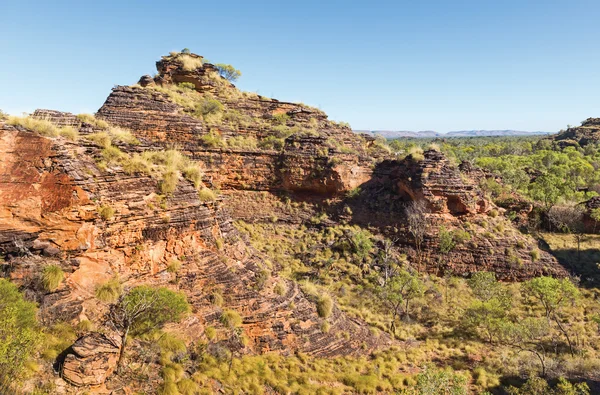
<box><xmin>0</xmin><ymin>119</ymin><xmax>389</xmax><ymax>388</ymax></box>
<box><xmin>62</xmin><ymin>333</ymin><xmax>121</xmax><ymax>387</ymax></box>
<box><xmin>349</xmin><ymin>150</ymin><xmax>568</xmax><ymax>280</ymax></box>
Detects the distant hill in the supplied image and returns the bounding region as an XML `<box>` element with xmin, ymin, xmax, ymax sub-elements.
<box><xmin>355</xmin><ymin>129</ymin><xmax>551</xmax><ymax>139</ymax></box>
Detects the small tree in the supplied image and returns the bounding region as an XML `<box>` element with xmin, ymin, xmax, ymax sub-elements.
<box><xmin>437</xmin><ymin>226</ymin><xmax>455</xmax><ymax>275</ymax></box>
<box><xmin>0</xmin><ymin>279</ymin><xmax>41</xmax><ymax>389</ymax></box>
<box><xmin>107</xmin><ymin>286</ymin><xmax>189</xmax><ymax>370</ymax></box>
<box><xmin>522</xmin><ymin>276</ymin><xmax>579</xmax><ymax>356</ymax></box>
<box><xmin>379</xmin><ymin>269</ymin><xmax>425</xmax><ymax>333</ymax></box>
<box><xmin>548</xmin><ymin>205</ymin><xmax>586</xmax><ymax>258</ymax></box>
<box><xmin>215</xmin><ymin>63</ymin><xmax>241</xmax><ymax>82</ymax></box>
<box><xmin>406</xmin><ymin>200</ymin><xmax>429</xmax><ymax>269</ymax></box>
<box><xmin>181</xmin><ymin>48</ymin><xmax>191</xmax><ymax>54</ymax></box>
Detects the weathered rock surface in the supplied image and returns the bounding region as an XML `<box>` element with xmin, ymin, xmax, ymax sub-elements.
<box><xmin>348</xmin><ymin>150</ymin><xmax>568</xmax><ymax>280</ymax></box>
<box><xmin>0</xmin><ymin>119</ymin><xmax>390</xmax><ymax>388</ymax></box>
<box><xmin>61</xmin><ymin>333</ymin><xmax>121</xmax><ymax>387</ymax></box>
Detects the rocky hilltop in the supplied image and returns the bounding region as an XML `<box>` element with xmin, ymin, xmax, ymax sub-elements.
<box><xmin>0</xmin><ymin>51</ymin><xmax>569</xmax><ymax>393</ymax></box>
<box><xmin>552</xmin><ymin>117</ymin><xmax>600</xmax><ymax>147</ymax></box>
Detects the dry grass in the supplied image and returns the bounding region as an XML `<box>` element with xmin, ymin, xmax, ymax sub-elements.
<box><xmin>180</xmin><ymin>54</ymin><xmax>203</xmax><ymax>71</ymax></box>
<box><xmin>7</xmin><ymin>116</ymin><xmax>79</xmax><ymax>140</ymax></box>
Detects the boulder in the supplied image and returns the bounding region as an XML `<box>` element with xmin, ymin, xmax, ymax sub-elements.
<box><xmin>61</xmin><ymin>332</ymin><xmax>121</xmax><ymax>387</ymax></box>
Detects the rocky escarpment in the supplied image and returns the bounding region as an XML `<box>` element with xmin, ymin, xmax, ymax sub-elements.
<box><xmin>96</xmin><ymin>53</ymin><xmax>379</xmax><ymax>196</ymax></box>
<box><xmin>0</xmin><ymin>120</ymin><xmax>390</xmax><ymax>390</ymax></box>
<box><xmin>552</xmin><ymin>117</ymin><xmax>600</xmax><ymax>147</ymax></box>
<box><xmin>346</xmin><ymin>150</ymin><xmax>568</xmax><ymax>280</ymax></box>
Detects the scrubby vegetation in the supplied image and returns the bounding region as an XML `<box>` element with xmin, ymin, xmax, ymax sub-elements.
<box><xmin>7</xmin><ymin>115</ymin><xmax>79</xmax><ymax>140</ymax></box>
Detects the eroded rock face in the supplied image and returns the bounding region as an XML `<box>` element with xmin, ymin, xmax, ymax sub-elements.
<box><xmin>377</xmin><ymin>150</ymin><xmax>489</xmax><ymax>215</ymax></box>
<box><xmin>61</xmin><ymin>332</ymin><xmax>121</xmax><ymax>387</ymax></box>
<box><xmin>0</xmin><ymin>120</ymin><xmax>390</xmax><ymax>388</ymax></box>
<box><xmin>350</xmin><ymin>149</ymin><xmax>568</xmax><ymax>281</ymax></box>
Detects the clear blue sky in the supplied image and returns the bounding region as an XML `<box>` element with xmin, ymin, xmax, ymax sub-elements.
<box><xmin>1</xmin><ymin>0</ymin><xmax>599</xmax><ymax>132</ymax></box>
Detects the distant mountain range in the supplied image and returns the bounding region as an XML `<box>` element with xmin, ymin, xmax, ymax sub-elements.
<box><xmin>354</xmin><ymin>130</ymin><xmax>552</xmax><ymax>139</ymax></box>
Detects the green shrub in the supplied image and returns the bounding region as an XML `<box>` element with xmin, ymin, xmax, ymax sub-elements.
<box><xmin>220</xmin><ymin>309</ymin><xmax>243</xmax><ymax>330</ymax></box>
<box><xmin>205</xmin><ymin>326</ymin><xmax>217</xmax><ymax>341</ymax></box>
<box><xmin>196</xmin><ymin>98</ymin><xmax>223</xmax><ymax>118</ymax></box>
<box><xmin>214</xmin><ymin>63</ymin><xmax>241</xmax><ymax>82</ymax></box>
<box><xmin>320</xmin><ymin>321</ymin><xmax>331</xmax><ymax>333</ymax></box>
<box><xmin>200</xmin><ymin>132</ymin><xmax>225</xmax><ymax>148</ymax></box>
<box><xmin>182</xmin><ymin>164</ymin><xmax>203</xmax><ymax>189</ymax></box>
<box><xmin>258</xmin><ymin>136</ymin><xmax>285</xmax><ymax>150</ymax></box>
<box><xmin>98</xmin><ymin>205</ymin><xmax>115</xmax><ymax>220</ymax></box>
<box><xmin>317</xmin><ymin>295</ymin><xmax>333</xmax><ymax>318</ymax></box>
<box><xmin>198</xmin><ymin>188</ymin><xmax>217</xmax><ymax>202</ymax></box>
<box><xmin>178</xmin><ymin>82</ymin><xmax>196</xmax><ymax>90</ymax></box>
<box><xmin>272</xmin><ymin>113</ymin><xmax>290</xmax><ymax>125</ymax></box>
<box><xmin>0</xmin><ymin>279</ymin><xmax>41</xmax><ymax>380</ymax></box>
<box><xmin>167</xmin><ymin>260</ymin><xmax>182</xmax><ymax>273</ymax></box>
<box><xmin>41</xmin><ymin>265</ymin><xmax>64</xmax><ymax>292</ymax></box>
<box><xmin>95</xmin><ymin>277</ymin><xmax>122</xmax><ymax>302</ymax></box>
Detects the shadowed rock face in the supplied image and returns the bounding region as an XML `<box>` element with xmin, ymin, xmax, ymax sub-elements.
<box><xmin>376</xmin><ymin>150</ymin><xmax>489</xmax><ymax>215</ymax></box>
<box><xmin>348</xmin><ymin>150</ymin><xmax>568</xmax><ymax>281</ymax></box>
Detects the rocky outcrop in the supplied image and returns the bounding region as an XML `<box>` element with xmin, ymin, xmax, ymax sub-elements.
<box><xmin>552</xmin><ymin>118</ymin><xmax>600</xmax><ymax>147</ymax></box>
<box><xmin>582</xmin><ymin>196</ymin><xmax>600</xmax><ymax>234</ymax></box>
<box><xmin>347</xmin><ymin>150</ymin><xmax>568</xmax><ymax>281</ymax></box>
<box><xmin>0</xmin><ymin>119</ymin><xmax>389</xmax><ymax>388</ymax></box>
<box><xmin>61</xmin><ymin>333</ymin><xmax>121</xmax><ymax>387</ymax></box>
<box><xmin>378</xmin><ymin>150</ymin><xmax>489</xmax><ymax>215</ymax></box>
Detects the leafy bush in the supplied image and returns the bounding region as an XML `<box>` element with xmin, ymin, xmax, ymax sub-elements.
<box><xmin>0</xmin><ymin>279</ymin><xmax>41</xmax><ymax>383</ymax></box>
<box><xmin>41</xmin><ymin>264</ymin><xmax>64</xmax><ymax>292</ymax></box>
<box><xmin>215</xmin><ymin>63</ymin><xmax>242</xmax><ymax>82</ymax></box>
<box><xmin>101</xmin><ymin>145</ymin><xmax>126</xmax><ymax>163</ymax></box>
<box><xmin>120</xmin><ymin>286</ymin><xmax>190</xmax><ymax>337</ymax></box>
<box><xmin>196</xmin><ymin>98</ymin><xmax>223</xmax><ymax>118</ymax></box>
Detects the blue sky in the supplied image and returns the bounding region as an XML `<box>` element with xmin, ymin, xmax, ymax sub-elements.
<box><xmin>1</xmin><ymin>0</ymin><xmax>599</xmax><ymax>132</ymax></box>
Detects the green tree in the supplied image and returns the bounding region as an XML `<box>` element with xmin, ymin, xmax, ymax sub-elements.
<box><xmin>215</xmin><ymin>63</ymin><xmax>241</xmax><ymax>82</ymax></box>
<box><xmin>0</xmin><ymin>279</ymin><xmax>41</xmax><ymax>389</ymax></box>
<box><xmin>379</xmin><ymin>269</ymin><xmax>425</xmax><ymax>332</ymax></box>
<box><xmin>522</xmin><ymin>276</ymin><xmax>579</xmax><ymax>356</ymax></box>
<box><xmin>108</xmin><ymin>286</ymin><xmax>189</xmax><ymax>370</ymax></box>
